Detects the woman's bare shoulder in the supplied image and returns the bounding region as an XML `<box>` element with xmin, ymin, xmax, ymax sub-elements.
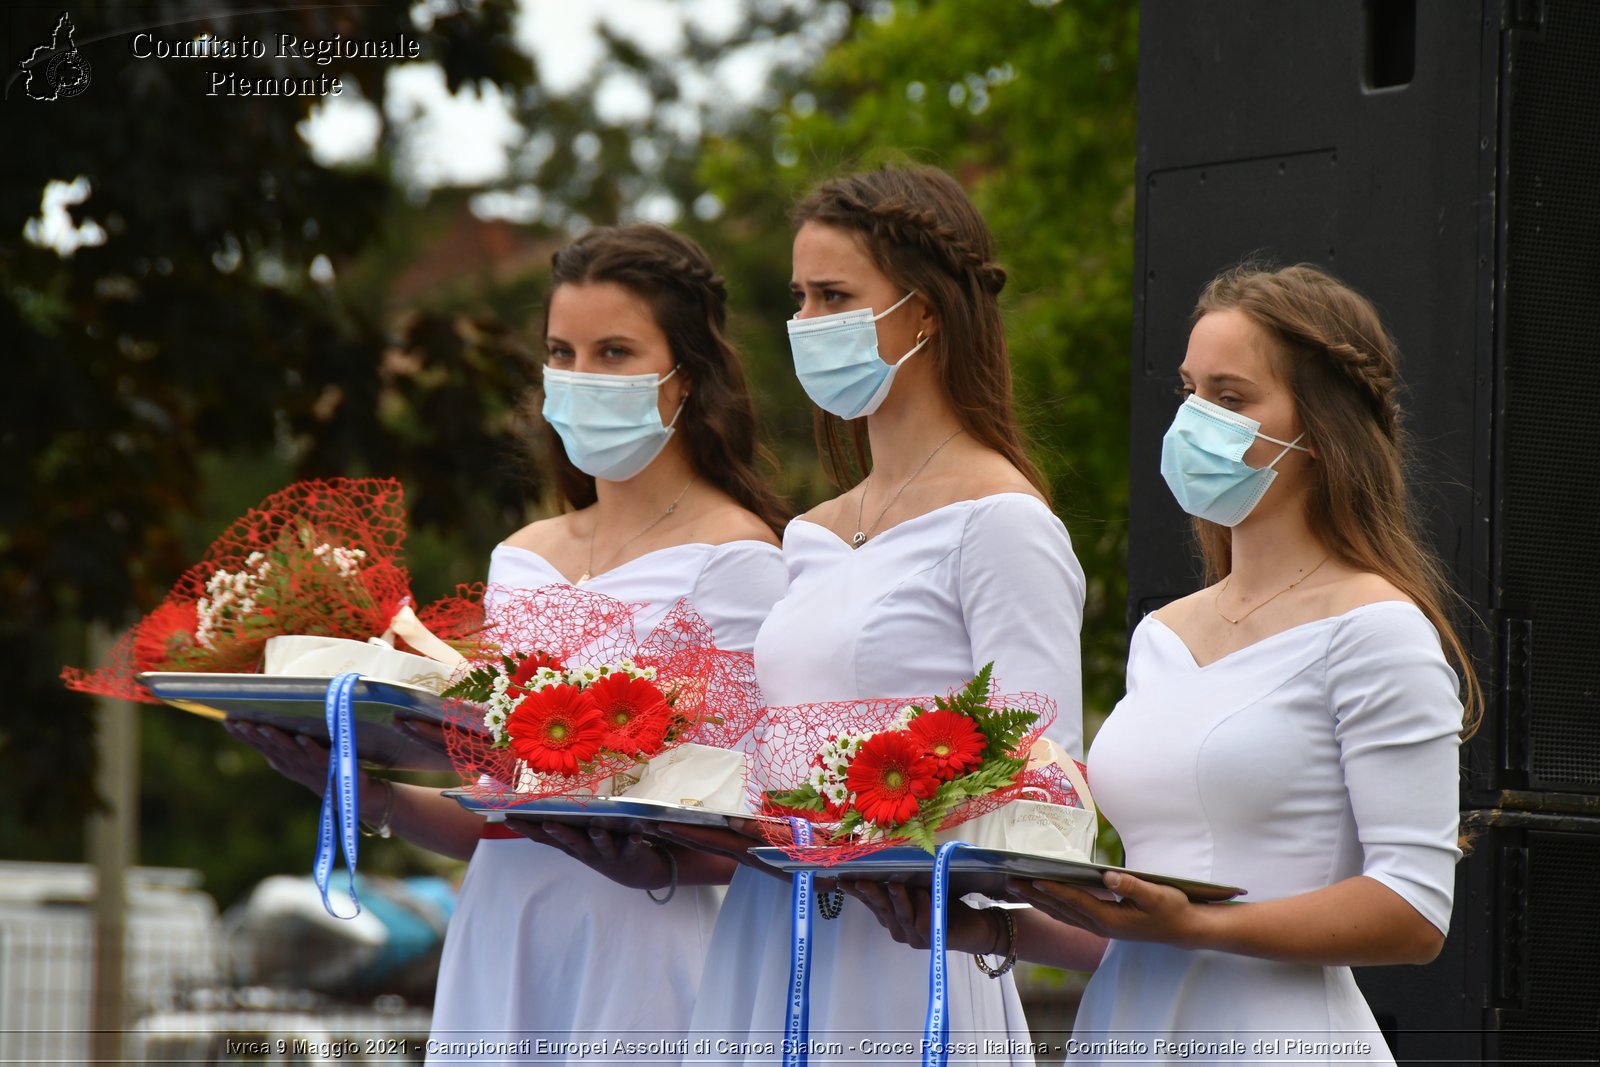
<box><xmin>501</xmin><ymin>512</ymin><xmax>583</xmax><ymax>555</ymax></box>
<box><xmin>1148</xmin><ymin>586</ymin><xmax>1215</xmax><ymax>628</ymax></box>
<box><xmin>689</xmin><ymin>501</ymin><xmax>780</xmax><ymax>548</ymax></box>
<box><xmin>1323</xmin><ymin>570</ymin><xmax>1414</xmax><ymax>613</ymax></box>
<box><xmin>942</xmin><ymin>448</ymin><xmax>1045</xmax><ymax>504</ymax></box>
<box><xmin>796</xmin><ymin>489</ymin><xmax>854</xmax><ymax>531</ymax></box>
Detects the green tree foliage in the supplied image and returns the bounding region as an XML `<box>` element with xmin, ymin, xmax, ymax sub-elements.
<box><xmin>5</xmin><ymin>0</ymin><xmax>1137</xmax><ymax>904</ymax></box>
<box><xmin>695</xmin><ymin>0</ymin><xmax>1139</xmax><ymax>723</ymax></box>
<box><xmin>1</xmin><ymin>1</ymin><xmax>541</xmax><ymax>895</ymax></box>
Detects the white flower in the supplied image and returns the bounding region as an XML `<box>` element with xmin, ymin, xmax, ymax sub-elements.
<box><xmin>567</xmin><ymin>665</ymin><xmax>602</xmax><ymax>686</ymax></box>
<box><xmin>823</xmin><ymin>782</ymin><xmax>851</xmax><ymax>806</ymax></box>
<box><xmin>895</xmin><ymin>705</ymin><xmax>919</xmax><ymax>728</ymax></box>
<box><xmin>483</xmin><ymin>705</ymin><xmax>508</xmax><ymax>744</ymax></box>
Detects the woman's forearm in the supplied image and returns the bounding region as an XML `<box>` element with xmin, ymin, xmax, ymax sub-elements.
<box><xmin>376</xmin><ymin>784</ymin><xmax>488</xmax><ymax>862</ymax></box>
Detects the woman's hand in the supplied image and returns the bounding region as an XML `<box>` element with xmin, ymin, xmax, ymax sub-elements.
<box><xmin>1006</xmin><ymin>872</ymin><xmax>1199</xmax><ymax>947</ymax></box>
<box><xmin>511</xmin><ymin>821</ymin><xmax>675</xmax><ymax>890</ymax></box>
<box><xmin>840</xmin><ymin>880</ymin><xmax>1001</xmax><ymax>955</ymax></box>
<box><xmin>649</xmin><ymin>817</ymin><xmax>785</xmax><ymax>881</ymax></box>
<box><xmin>223</xmin><ymin>722</ymin><xmax>355</xmax><ymax>796</ymax></box>
<box><xmin>393</xmin><ymin>716</ymin><xmax>449</xmax><ymax>753</ymax></box>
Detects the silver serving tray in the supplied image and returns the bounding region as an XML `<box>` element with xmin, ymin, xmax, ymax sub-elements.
<box><xmin>750</xmin><ymin>845</ymin><xmax>1244</xmax><ymax>902</ymax></box>
<box><xmin>137</xmin><ymin>671</ymin><xmax>475</xmax><ymax>771</ymax></box>
<box><xmin>446</xmin><ymin>791</ymin><xmax>782</xmax><ymax>832</ymax></box>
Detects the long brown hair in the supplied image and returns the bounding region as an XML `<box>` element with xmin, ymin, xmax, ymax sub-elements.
<box><xmin>536</xmin><ymin>224</ymin><xmax>790</xmax><ymax>536</ymax></box>
<box><xmin>793</xmin><ymin>166</ymin><xmax>1047</xmax><ymax>500</ymax></box>
<box><xmin>1192</xmin><ymin>262</ymin><xmax>1482</xmax><ymax>733</ymax></box>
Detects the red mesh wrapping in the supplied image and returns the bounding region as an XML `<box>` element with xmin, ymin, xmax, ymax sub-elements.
<box><xmin>1017</xmin><ymin>760</ymin><xmax>1086</xmax><ymax>810</ymax></box>
<box><xmin>752</xmin><ymin>676</ymin><xmax>1071</xmax><ymax>865</ymax></box>
<box><xmin>62</xmin><ymin>478</ymin><xmax>413</xmax><ymax>702</ymax></box>
<box><xmin>411</xmin><ymin>582</ymin><xmax>490</xmax><ymax>653</ymax></box>
<box><xmin>441</xmin><ymin>584</ymin><xmax>764</xmax><ymax>807</ymax></box>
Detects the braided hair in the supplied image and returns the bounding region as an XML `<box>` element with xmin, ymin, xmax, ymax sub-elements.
<box><xmin>1191</xmin><ymin>262</ymin><xmax>1482</xmax><ymax>732</ymax></box>
<box><xmin>536</xmin><ymin>224</ymin><xmax>791</xmax><ymax>536</ymax></box>
<box><xmin>793</xmin><ymin>166</ymin><xmax>1047</xmax><ymax>499</ymax></box>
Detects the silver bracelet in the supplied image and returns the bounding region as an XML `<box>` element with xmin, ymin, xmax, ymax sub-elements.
<box><xmin>646</xmin><ymin>843</ymin><xmax>678</xmax><ymax>905</ymax></box>
<box><xmin>973</xmin><ymin>908</ymin><xmax>1017</xmax><ymax>978</ymax></box>
<box><xmin>360</xmin><ymin>779</ymin><xmax>394</xmax><ymax>839</ymax></box>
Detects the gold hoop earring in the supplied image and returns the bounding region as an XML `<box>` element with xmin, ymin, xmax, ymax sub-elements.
<box><xmin>915</xmin><ymin>330</ymin><xmax>926</xmax><ymax>344</ymax></box>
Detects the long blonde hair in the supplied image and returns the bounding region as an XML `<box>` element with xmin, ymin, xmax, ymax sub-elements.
<box><xmin>1192</xmin><ymin>262</ymin><xmax>1482</xmax><ymax>734</ymax></box>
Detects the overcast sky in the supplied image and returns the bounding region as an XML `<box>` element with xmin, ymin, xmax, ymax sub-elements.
<box><xmin>300</xmin><ymin>0</ymin><xmax>820</xmax><ymax>202</ymax></box>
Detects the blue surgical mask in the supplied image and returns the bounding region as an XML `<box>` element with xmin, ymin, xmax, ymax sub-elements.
<box><xmin>786</xmin><ymin>291</ymin><xmax>929</xmax><ymax>419</ymax></box>
<box><xmin>1160</xmin><ymin>394</ymin><xmax>1308</xmax><ymax>526</ymax></box>
<box><xmin>541</xmin><ymin>366</ymin><xmax>684</xmax><ymax>482</ymax></box>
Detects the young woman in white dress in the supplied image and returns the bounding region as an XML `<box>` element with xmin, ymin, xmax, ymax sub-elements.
<box><xmin>228</xmin><ymin>225</ymin><xmax>790</xmax><ymax>1062</ymax></box>
<box><xmin>662</xmin><ymin>166</ymin><xmax>1085</xmax><ymax>1065</ymax></box>
<box><xmin>848</xmin><ymin>263</ymin><xmax>1480</xmax><ymax>1065</ymax></box>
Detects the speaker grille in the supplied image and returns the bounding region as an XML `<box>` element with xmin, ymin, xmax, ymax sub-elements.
<box><xmin>1498</xmin><ymin>832</ymin><xmax>1600</xmax><ymax>1059</ymax></box>
<box><xmin>1501</xmin><ymin>1</ymin><xmax>1600</xmax><ymax>789</ymax></box>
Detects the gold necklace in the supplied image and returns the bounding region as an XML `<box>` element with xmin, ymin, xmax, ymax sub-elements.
<box><xmin>1213</xmin><ymin>555</ymin><xmax>1330</xmax><ymax>625</ymax></box>
<box><xmin>852</xmin><ymin>429</ymin><xmax>964</xmax><ymax>548</ymax></box>
<box><xmin>580</xmin><ymin>475</ymin><xmax>696</xmax><ymax>583</ymax></box>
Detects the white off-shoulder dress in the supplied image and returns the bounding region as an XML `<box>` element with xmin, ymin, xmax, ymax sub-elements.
<box><xmin>426</xmin><ymin>540</ymin><xmax>787</xmax><ymax>1065</ymax></box>
<box><xmin>1072</xmin><ymin>602</ymin><xmax>1463</xmax><ymax>1065</ymax></box>
<box><xmin>688</xmin><ymin>493</ymin><xmax>1086</xmax><ymax>1065</ymax></box>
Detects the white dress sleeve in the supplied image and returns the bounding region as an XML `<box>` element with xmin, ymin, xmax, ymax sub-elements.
<box><xmin>1327</xmin><ymin>604</ymin><xmax>1464</xmax><ymax>935</ymax></box>
<box><xmin>689</xmin><ymin>540</ymin><xmax>788</xmax><ymax>654</ymax></box>
<box><xmin>957</xmin><ymin>494</ymin><xmax>1087</xmax><ymax>759</ymax></box>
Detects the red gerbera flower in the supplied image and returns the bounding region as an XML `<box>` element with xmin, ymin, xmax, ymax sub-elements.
<box><xmin>906</xmin><ymin>709</ymin><xmax>986</xmax><ymax>781</ymax></box>
<box><xmin>133</xmin><ymin>602</ymin><xmax>201</xmax><ymax>672</ymax></box>
<box><xmin>508</xmin><ymin>650</ymin><xmax>566</xmax><ymax>693</ymax></box>
<box><xmin>587</xmin><ymin>671</ymin><xmax>674</xmax><ymax>756</ymax></box>
<box><xmin>505</xmin><ymin>684</ymin><xmax>605</xmax><ymax>775</ymax></box>
<box><xmin>846</xmin><ymin>730</ymin><xmax>940</xmax><ymax>827</ymax></box>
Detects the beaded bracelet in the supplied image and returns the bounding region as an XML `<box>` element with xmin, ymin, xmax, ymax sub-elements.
<box><xmin>973</xmin><ymin>907</ymin><xmax>1018</xmax><ymax>978</ymax></box>
<box><xmin>818</xmin><ymin>884</ymin><xmax>845</xmax><ymax>920</ymax></box>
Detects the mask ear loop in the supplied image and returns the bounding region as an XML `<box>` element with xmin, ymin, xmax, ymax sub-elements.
<box><xmin>869</xmin><ymin>290</ymin><xmax>919</xmax><ymax>322</ymax></box>
<box><xmin>1259</xmin><ymin>432</ymin><xmax>1309</xmax><ymax>470</ymax></box>
<box><xmin>659</xmin><ymin>365</ymin><xmax>687</xmax><ymax>431</ymax></box>
<box><xmin>891</xmin><ymin>330</ymin><xmax>931</xmax><ymax>368</ymax></box>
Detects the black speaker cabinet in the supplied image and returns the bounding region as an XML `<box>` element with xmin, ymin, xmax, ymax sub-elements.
<box><xmin>1132</xmin><ymin>1</ymin><xmax>1600</xmax><ymax>1060</ymax></box>
<box><xmin>1364</xmin><ymin>809</ymin><xmax>1600</xmax><ymax>1064</ymax></box>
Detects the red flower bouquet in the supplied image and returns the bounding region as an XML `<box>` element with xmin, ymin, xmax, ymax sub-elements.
<box><xmin>445</xmin><ymin>647</ymin><xmax>690</xmax><ymax>785</ymax></box>
<box><xmin>437</xmin><ymin>585</ymin><xmax>764</xmax><ymax>808</ymax></box>
<box><xmin>61</xmin><ymin>478</ymin><xmax>449</xmax><ymax>701</ymax></box>
<box><xmin>759</xmin><ymin>664</ymin><xmax>1080</xmax><ymax>858</ymax></box>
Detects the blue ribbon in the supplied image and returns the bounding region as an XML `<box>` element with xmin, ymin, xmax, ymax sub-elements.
<box><xmin>313</xmin><ymin>672</ymin><xmax>363</xmax><ymax>919</ymax></box>
<box><xmin>922</xmin><ymin>840</ymin><xmax>967</xmax><ymax>1067</ymax></box>
<box><xmin>783</xmin><ymin>817</ymin><xmax>815</xmax><ymax>1067</ymax></box>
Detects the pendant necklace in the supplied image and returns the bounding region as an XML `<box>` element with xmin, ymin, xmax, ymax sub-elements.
<box><xmin>852</xmin><ymin>428</ymin><xmax>964</xmax><ymax>548</ymax></box>
<box><xmin>1213</xmin><ymin>554</ymin><xmax>1330</xmax><ymax>625</ymax></box>
<box><xmin>580</xmin><ymin>475</ymin><xmax>696</xmax><ymax>583</ymax></box>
